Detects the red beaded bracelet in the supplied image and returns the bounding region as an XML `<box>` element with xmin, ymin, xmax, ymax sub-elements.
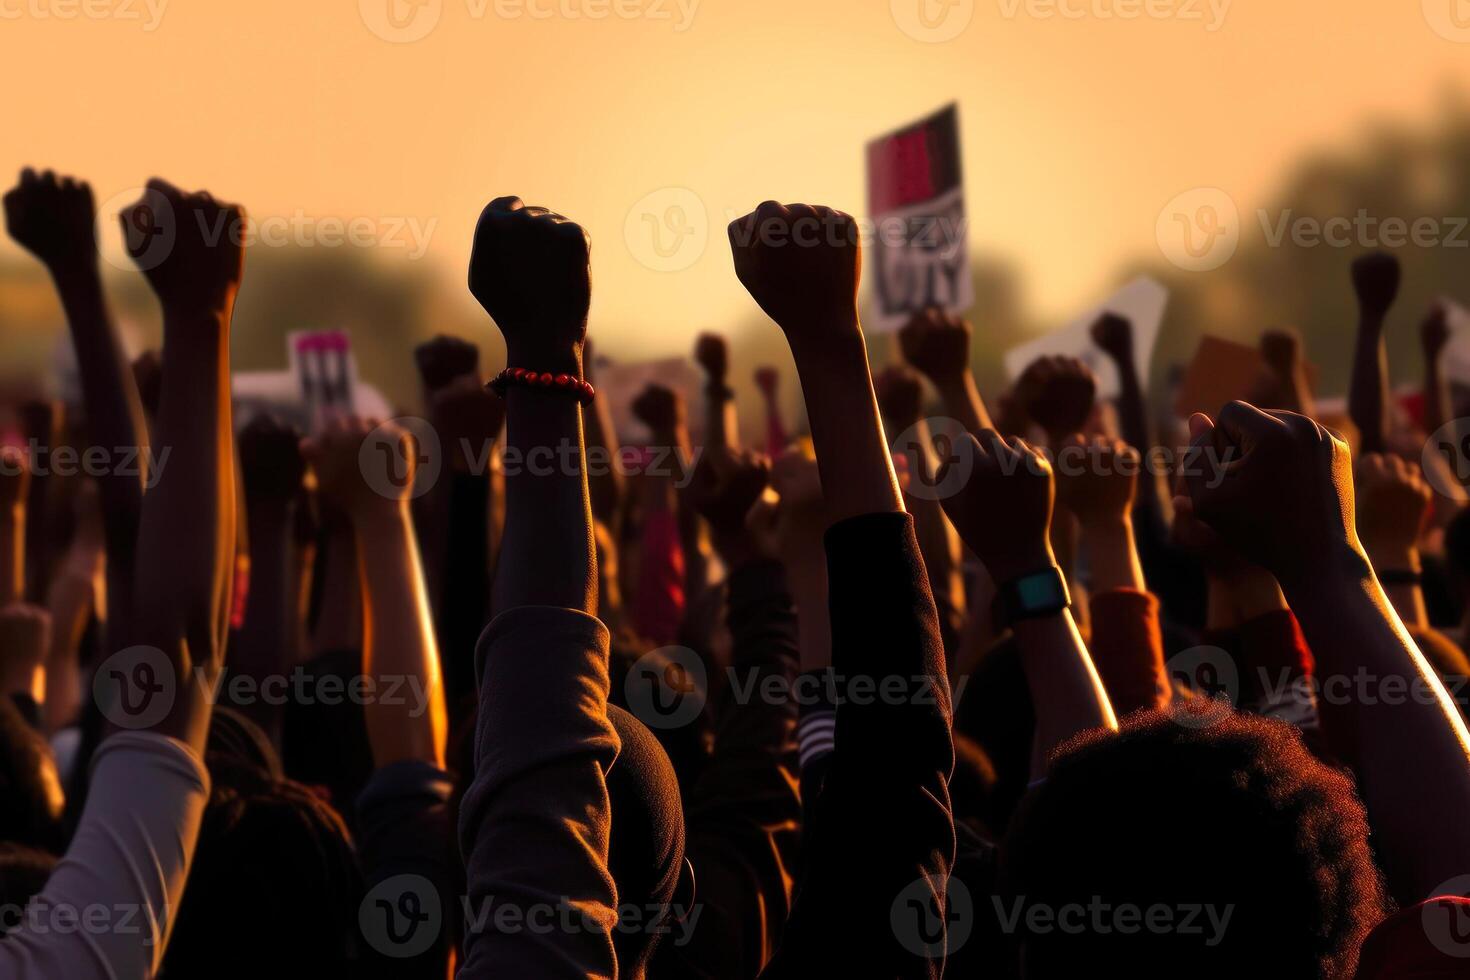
<box><xmin>488</xmin><ymin>367</ymin><xmax>596</xmax><ymax>404</ymax></box>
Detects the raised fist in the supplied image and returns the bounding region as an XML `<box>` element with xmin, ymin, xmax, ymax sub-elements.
<box><xmin>688</xmin><ymin>446</ymin><xmax>770</xmax><ymax>541</ymax></box>
<box><xmin>3</xmin><ymin>168</ymin><xmax>96</xmax><ymax>272</ymax></box>
<box><xmin>729</xmin><ymin>201</ymin><xmax>861</xmax><ymax>344</ymax></box>
<box><xmin>632</xmin><ymin>384</ymin><xmax>685</xmax><ymax>437</ymax></box>
<box><xmin>1090</xmin><ymin>312</ymin><xmax>1134</xmax><ymax>366</ymax></box>
<box><xmin>899</xmin><ymin>307</ymin><xmax>971</xmax><ymax>384</ymax></box>
<box><xmin>1422</xmin><ymin>302</ymin><xmax>1452</xmax><ymax>361</ymax></box>
<box><xmin>415</xmin><ymin>335</ymin><xmax>481</xmax><ymax>393</ymax></box>
<box><xmin>1015</xmin><ymin>355</ymin><xmax>1097</xmax><ymax>443</ymax></box>
<box><xmin>122</xmin><ymin>178</ymin><xmax>245</xmax><ymax>316</ymax></box>
<box><xmin>939</xmin><ymin>429</ymin><xmax>1056</xmax><ymax>584</ymax></box>
<box><xmin>874</xmin><ymin>365</ymin><xmax>925</xmax><ymax>430</ymax></box>
<box><xmin>1351</xmin><ymin>251</ymin><xmax>1400</xmax><ymax>322</ymax></box>
<box><xmin>1354</xmin><ymin>452</ymin><xmax>1431</xmax><ymax>558</ymax></box>
<box><xmin>694</xmin><ymin>333</ymin><xmax>729</xmax><ymax>384</ymax></box>
<box><xmin>1054</xmin><ymin>434</ymin><xmax>1138</xmax><ymax>528</ymax></box>
<box><xmin>1259</xmin><ymin>327</ymin><xmax>1302</xmax><ymax>379</ymax></box>
<box><xmin>239</xmin><ymin>414</ymin><xmax>306</xmax><ymax>506</ymax></box>
<box><xmin>303</xmin><ymin>417</ymin><xmax>416</xmax><ymax>514</ymax></box>
<box><xmin>468</xmin><ymin>196</ymin><xmax>590</xmax><ymax>375</ymax></box>
<box><xmin>1183</xmin><ymin>403</ymin><xmax>1356</xmax><ymax>587</ymax></box>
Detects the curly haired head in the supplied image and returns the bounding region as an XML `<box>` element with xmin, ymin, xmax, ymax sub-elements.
<box><xmin>1000</xmin><ymin>709</ymin><xmax>1388</xmax><ymax>979</ymax></box>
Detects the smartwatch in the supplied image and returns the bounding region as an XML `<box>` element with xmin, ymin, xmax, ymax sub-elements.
<box><xmin>992</xmin><ymin>565</ymin><xmax>1071</xmax><ymax>630</ymax></box>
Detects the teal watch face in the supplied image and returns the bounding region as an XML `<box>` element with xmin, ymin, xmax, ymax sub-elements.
<box><xmin>1016</xmin><ymin>572</ymin><xmax>1066</xmax><ymax>611</ymax></box>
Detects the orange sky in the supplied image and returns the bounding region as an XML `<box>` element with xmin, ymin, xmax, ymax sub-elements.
<box><xmin>3</xmin><ymin>0</ymin><xmax>1469</xmax><ymax>356</ymax></box>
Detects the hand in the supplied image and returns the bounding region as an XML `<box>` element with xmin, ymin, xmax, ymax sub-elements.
<box><xmin>1090</xmin><ymin>312</ymin><xmax>1134</xmax><ymax>366</ymax></box>
<box><xmin>239</xmin><ymin>414</ymin><xmax>306</xmax><ymax>507</ymax></box>
<box><xmin>122</xmin><ymin>178</ymin><xmax>245</xmax><ymax>316</ymax></box>
<box><xmin>0</xmin><ymin>443</ymin><xmax>30</xmax><ymax>514</ymax></box>
<box><xmin>429</xmin><ymin>374</ymin><xmax>505</xmax><ymax>473</ymax></box>
<box><xmin>1053</xmin><ymin>434</ymin><xmax>1138</xmax><ymax>528</ymax></box>
<box><xmin>415</xmin><ymin>335</ymin><xmax>481</xmax><ymax>392</ymax></box>
<box><xmin>694</xmin><ymin>333</ymin><xmax>729</xmax><ymax>385</ymax></box>
<box><xmin>1259</xmin><ymin>327</ymin><xmax>1302</xmax><ymax>380</ymax></box>
<box><xmin>303</xmin><ymin>417</ymin><xmax>413</xmax><ymax>517</ymax></box>
<box><xmin>3</xmin><ymin>168</ymin><xmax>96</xmax><ymax>273</ymax></box>
<box><xmin>1183</xmin><ymin>403</ymin><xmax>1358</xmax><ymax>588</ymax></box>
<box><xmin>729</xmin><ymin>201</ymin><xmax>860</xmax><ymax>346</ymax></box>
<box><xmin>632</xmin><ymin>384</ymin><xmax>684</xmax><ymax>437</ymax></box>
<box><xmin>1015</xmin><ymin>355</ymin><xmax>1097</xmax><ymax>443</ymax></box>
<box><xmin>1422</xmin><ymin>302</ymin><xmax>1452</xmax><ymax>361</ymax></box>
<box><xmin>754</xmin><ymin>367</ymin><xmax>781</xmax><ymax>403</ymax></box>
<box><xmin>468</xmin><ymin>196</ymin><xmax>589</xmax><ymax>375</ymax></box>
<box><xmin>1352</xmin><ymin>251</ymin><xmax>1401</xmax><ymax>323</ymax></box>
<box><xmin>756</xmin><ymin>448</ymin><xmax>826</xmax><ymax>574</ymax></box>
<box><xmin>898</xmin><ymin>307</ymin><xmax>971</xmax><ymax>385</ymax></box>
<box><xmin>874</xmin><ymin>365</ymin><xmax>925</xmax><ymax>430</ymax></box>
<box><xmin>1354</xmin><ymin>453</ymin><xmax>1431</xmax><ymax>560</ymax></box>
<box><xmin>939</xmin><ymin>429</ymin><xmax>1056</xmax><ymax>584</ymax></box>
<box><xmin>688</xmin><ymin>446</ymin><xmax>770</xmax><ymax>556</ymax></box>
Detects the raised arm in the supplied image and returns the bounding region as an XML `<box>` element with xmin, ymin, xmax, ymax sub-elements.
<box><xmin>941</xmin><ymin>428</ymin><xmax>1118</xmax><ymax>775</ymax></box>
<box><xmin>4</xmin><ymin>170</ymin><xmax>150</xmax><ymax>639</ymax></box>
<box><xmin>0</xmin><ymin>445</ymin><xmax>30</xmax><ymax>606</ymax></box>
<box><xmin>231</xmin><ymin>414</ymin><xmax>307</xmax><ymax>745</ymax></box>
<box><xmin>898</xmin><ymin>307</ymin><xmax>994</xmax><ymax>435</ymax></box>
<box><xmin>696</xmin><ymin>332</ymin><xmax>739</xmax><ymax>451</ymax></box>
<box><xmin>1354</xmin><ymin>452</ymin><xmax>1433</xmax><ymax>631</ymax></box>
<box><xmin>1185</xmin><ymin>401</ymin><xmax>1470</xmax><ymax>903</ymax></box>
<box><xmin>729</xmin><ymin>201</ymin><xmax>951</xmax><ymax>977</ymax></box>
<box><xmin>457</xmin><ymin>197</ymin><xmax>618</xmax><ymax>978</ymax></box>
<box><xmin>1347</xmin><ymin>252</ymin><xmax>1400</xmax><ymax>456</ymax></box>
<box><xmin>1422</xmin><ymin>301</ymin><xmax>1453</xmax><ymax>449</ymax></box>
<box><xmin>306</xmin><ymin>418</ymin><xmax>448</xmax><ymax>768</ymax></box>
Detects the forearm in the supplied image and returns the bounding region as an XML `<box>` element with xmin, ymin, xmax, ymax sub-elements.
<box><xmin>355</xmin><ymin>506</ymin><xmax>448</xmax><ymax>767</ymax></box>
<box><xmin>1349</xmin><ymin>317</ymin><xmax>1388</xmax><ymax>455</ymax></box>
<box><xmin>0</xmin><ymin>504</ymin><xmax>23</xmax><ymax>605</ymax></box>
<box><xmin>1014</xmin><ymin>609</ymin><xmax>1117</xmax><ymax>776</ymax></box>
<box><xmin>231</xmin><ymin>504</ymin><xmax>295</xmax><ymax>742</ymax></box>
<box><xmin>934</xmin><ymin>372</ymin><xmax>993</xmax><ymax>436</ymax></box>
<box><xmin>42</xmin><ymin>568</ymin><xmax>93</xmax><ymax>734</ymax></box>
<box><xmin>1081</xmin><ymin>517</ymin><xmax>1145</xmax><ymax>593</ymax></box>
<box><xmin>789</xmin><ymin>333</ymin><xmax>903</xmax><ymax>523</ymax></box>
<box><xmin>1364</xmin><ymin>542</ymin><xmax>1428</xmax><ymax>630</ymax></box>
<box><xmin>493</xmin><ymin>389</ymin><xmax>596</xmax><ymax>615</ymax></box>
<box><xmin>50</xmin><ymin>263</ymin><xmax>147</xmax><ymax>567</ymax></box>
<box><xmin>582</xmin><ymin>382</ymin><xmax>625</xmax><ymax>530</ymax></box>
<box><xmin>312</xmin><ymin>520</ymin><xmax>363</xmax><ymax>655</ymax></box>
<box><xmin>1425</xmin><ymin>356</ymin><xmax>1451</xmax><ymax>460</ymax></box>
<box><xmin>706</xmin><ymin>384</ymin><xmax>738</xmax><ymax>452</ymax></box>
<box><xmin>1283</xmin><ymin>550</ymin><xmax>1470</xmax><ymax>901</ymax></box>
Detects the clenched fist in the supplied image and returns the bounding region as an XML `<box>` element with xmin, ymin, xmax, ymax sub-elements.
<box><xmin>631</xmin><ymin>384</ymin><xmax>685</xmax><ymax>437</ymax></box>
<box><xmin>1054</xmin><ymin>434</ymin><xmax>1138</xmax><ymax>528</ymax></box>
<box><xmin>1016</xmin><ymin>355</ymin><xmax>1097</xmax><ymax>443</ymax></box>
<box><xmin>415</xmin><ymin>335</ymin><xmax>481</xmax><ymax>393</ymax></box>
<box><xmin>694</xmin><ymin>333</ymin><xmax>729</xmax><ymax>385</ymax></box>
<box><xmin>729</xmin><ymin>201</ymin><xmax>861</xmax><ymax>346</ymax></box>
<box><xmin>304</xmin><ymin>417</ymin><xmax>416</xmax><ymax>515</ymax></box>
<box><xmin>939</xmin><ymin>429</ymin><xmax>1056</xmax><ymax>584</ymax></box>
<box><xmin>468</xmin><ymin>196</ymin><xmax>590</xmax><ymax>375</ymax></box>
<box><xmin>239</xmin><ymin>414</ymin><xmax>306</xmax><ymax>506</ymax></box>
<box><xmin>1354</xmin><ymin>453</ymin><xmax>1431</xmax><ymax>560</ymax></box>
<box><xmin>874</xmin><ymin>365</ymin><xmax>925</xmax><ymax>430</ymax></box>
<box><xmin>1090</xmin><ymin>313</ymin><xmax>1134</xmax><ymax>367</ymax></box>
<box><xmin>899</xmin><ymin>307</ymin><xmax>972</xmax><ymax>385</ymax></box>
<box><xmin>3</xmin><ymin>168</ymin><xmax>96</xmax><ymax>272</ymax></box>
<box><xmin>1183</xmin><ymin>403</ymin><xmax>1358</xmax><ymax>587</ymax></box>
<box><xmin>688</xmin><ymin>446</ymin><xmax>770</xmax><ymax>544</ymax></box>
<box><xmin>122</xmin><ymin>178</ymin><xmax>245</xmax><ymax>317</ymax></box>
<box><xmin>1422</xmin><ymin>302</ymin><xmax>1451</xmax><ymax>362</ymax></box>
<box><xmin>1352</xmin><ymin>251</ymin><xmax>1400</xmax><ymax>324</ymax></box>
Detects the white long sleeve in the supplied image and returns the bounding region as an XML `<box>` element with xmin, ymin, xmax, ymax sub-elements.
<box><xmin>0</xmin><ymin>731</ymin><xmax>210</xmax><ymax>979</ymax></box>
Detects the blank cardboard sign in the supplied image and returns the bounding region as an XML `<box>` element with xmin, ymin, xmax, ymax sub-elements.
<box><xmin>1004</xmin><ymin>277</ymin><xmax>1167</xmax><ymax>399</ymax></box>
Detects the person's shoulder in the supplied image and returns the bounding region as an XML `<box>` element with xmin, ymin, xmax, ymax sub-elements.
<box><xmin>1356</xmin><ymin>896</ymin><xmax>1470</xmax><ymax>978</ymax></box>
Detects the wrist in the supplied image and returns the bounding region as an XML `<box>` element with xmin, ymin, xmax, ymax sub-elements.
<box><xmin>1278</xmin><ymin>541</ymin><xmax>1373</xmax><ymax>601</ymax></box>
<box><xmin>984</xmin><ymin>546</ymin><xmax>1058</xmax><ymax>589</ymax></box>
<box><xmin>1362</xmin><ymin>540</ymin><xmax>1421</xmax><ymax>575</ymax></box>
<box><xmin>785</xmin><ymin>319</ymin><xmax>864</xmax><ymax>365</ymax></box>
<box><xmin>505</xmin><ymin>343</ymin><xmax>583</xmax><ymax>379</ymax></box>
